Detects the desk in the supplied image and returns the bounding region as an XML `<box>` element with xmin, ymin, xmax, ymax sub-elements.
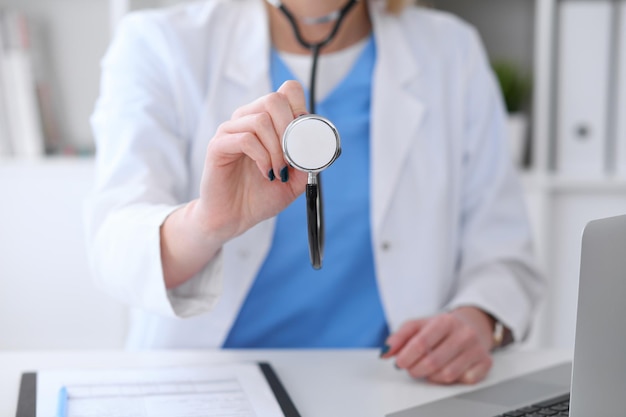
<box><xmin>1</xmin><ymin>348</ymin><xmax>571</xmax><ymax>417</ymax></box>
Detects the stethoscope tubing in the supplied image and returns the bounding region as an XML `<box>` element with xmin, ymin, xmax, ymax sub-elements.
<box><xmin>306</xmin><ymin>182</ymin><xmax>323</xmax><ymax>269</ymax></box>
<box><xmin>271</xmin><ymin>0</ymin><xmax>358</xmax><ymax>269</ymax></box>
<box><xmin>271</xmin><ymin>0</ymin><xmax>359</xmax><ymax>114</ymax></box>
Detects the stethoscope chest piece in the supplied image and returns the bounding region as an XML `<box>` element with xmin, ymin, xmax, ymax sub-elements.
<box><xmin>282</xmin><ymin>114</ymin><xmax>341</xmax><ymax>270</ymax></box>
<box><xmin>282</xmin><ymin>115</ymin><xmax>341</xmax><ymax>174</ymax></box>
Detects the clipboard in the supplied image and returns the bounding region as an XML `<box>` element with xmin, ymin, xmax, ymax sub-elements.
<box><xmin>15</xmin><ymin>362</ymin><xmax>301</xmax><ymax>417</ymax></box>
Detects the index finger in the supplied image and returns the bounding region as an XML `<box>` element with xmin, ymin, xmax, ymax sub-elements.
<box><xmin>230</xmin><ymin>80</ymin><xmax>308</xmax><ymax>143</ymax></box>
<box><xmin>393</xmin><ymin>315</ymin><xmax>457</xmax><ymax>370</ymax></box>
<box><xmin>381</xmin><ymin>319</ymin><xmax>428</xmax><ymax>358</ymax></box>
<box><xmin>277</xmin><ymin>80</ymin><xmax>308</xmax><ymax>118</ymax></box>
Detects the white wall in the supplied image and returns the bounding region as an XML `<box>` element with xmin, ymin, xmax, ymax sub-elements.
<box><xmin>0</xmin><ymin>158</ymin><xmax>127</xmax><ymax>350</ymax></box>
<box><xmin>433</xmin><ymin>0</ymin><xmax>536</xmax><ymax>74</ymax></box>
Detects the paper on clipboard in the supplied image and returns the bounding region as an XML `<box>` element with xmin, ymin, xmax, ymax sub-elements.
<box><xmin>36</xmin><ymin>363</ymin><xmax>289</xmax><ymax>417</ymax></box>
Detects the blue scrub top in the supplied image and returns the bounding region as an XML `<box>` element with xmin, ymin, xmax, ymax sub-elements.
<box><xmin>223</xmin><ymin>36</ymin><xmax>389</xmax><ymax>348</ymax></box>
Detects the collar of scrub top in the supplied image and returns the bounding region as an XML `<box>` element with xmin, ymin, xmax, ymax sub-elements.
<box><xmin>267</xmin><ymin>0</ymin><xmax>358</xmax><ymax>269</ymax></box>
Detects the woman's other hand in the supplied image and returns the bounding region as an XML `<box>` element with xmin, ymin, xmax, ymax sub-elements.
<box><xmin>380</xmin><ymin>307</ymin><xmax>495</xmax><ymax>384</ymax></box>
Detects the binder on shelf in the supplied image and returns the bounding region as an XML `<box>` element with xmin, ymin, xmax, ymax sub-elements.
<box><xmin>555</xmin><ymin>0</ymin><xmax>614</xmax><ymax>179</ymax></box>
<box><xmin>615</xmin><ymin>1</ymin><xmax>626</xmax><ymax>178</ymax></box>
<box><xmin>0</xmin><ymin>10</ymin><xmax>45</xmax><ymax>159</ymax></box>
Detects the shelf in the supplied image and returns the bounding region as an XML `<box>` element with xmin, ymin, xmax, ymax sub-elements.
<box><xmin>521</xmin><ymin>171</ymin><xmax>626</xmax><ymax>193</ymax></box>
<box><xmin>0</xmin><ymin>155</ymin><xmax>94</xmax><ymax>168</ymax></box>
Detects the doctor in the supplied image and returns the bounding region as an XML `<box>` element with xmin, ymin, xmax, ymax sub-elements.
<box><xmin>87</xmin><ymin>0</ymin><xmax>544</xmax><ymax>385</ymax></box>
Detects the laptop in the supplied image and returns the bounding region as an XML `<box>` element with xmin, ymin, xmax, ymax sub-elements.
<box><xmin>387</xmin><ymin>214</ymin><xmax>626</xmax><ymax>417</ymax></box>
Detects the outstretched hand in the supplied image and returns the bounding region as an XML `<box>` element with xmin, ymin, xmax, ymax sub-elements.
<box><xmin>160</xmin><ymin>81</ymin><xmax>310</xmax><ymax>288</ymax></box>
<box><xmin>195</xmin><ymin>80</ymin><xmax>309</xmax><ymax>242</ymax></box>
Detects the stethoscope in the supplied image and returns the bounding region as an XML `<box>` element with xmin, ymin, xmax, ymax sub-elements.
<box><xmin>266</xmin><ymin>0</ymin><xmax>359</xmax><ymax>269</ymax></box>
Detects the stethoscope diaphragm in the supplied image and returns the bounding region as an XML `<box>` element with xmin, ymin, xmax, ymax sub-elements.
<box><xmin>282</xmin><ymin>115</ymin><xmax>341</xmax><ymax>174</ymax></box>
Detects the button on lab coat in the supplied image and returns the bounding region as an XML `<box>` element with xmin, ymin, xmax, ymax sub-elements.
<box><xmin>86</xmin><ymin>0</ymin><xmax>545</xmax><ymax>349</ymax></box>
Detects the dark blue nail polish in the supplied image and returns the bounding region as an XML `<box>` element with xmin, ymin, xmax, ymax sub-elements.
<box><xmin>280</xmin><ymin>166</ymin><xmax>289</xmax><ymax>183</ymax></box>
<box><xmin>380</xmin><ymin>344</ymin><xmax>390</xmax><ymax>358</ymax></box>
<box><xmin>268</xmin><ymin>169</ymin><xmax>275</xmax><ymax>181</ymax></box>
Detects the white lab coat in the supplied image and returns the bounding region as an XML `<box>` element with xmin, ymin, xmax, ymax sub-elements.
<box><xmin>86</xmin><ymin>0</ymin><xmax>545</xmax><ymax>349</ymax></box>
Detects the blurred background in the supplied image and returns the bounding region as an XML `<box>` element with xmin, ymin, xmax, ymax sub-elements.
<box><xmin>0</xmin><ymin>0</ymin><xmax>624</xmax><ymax>351</ymax></box>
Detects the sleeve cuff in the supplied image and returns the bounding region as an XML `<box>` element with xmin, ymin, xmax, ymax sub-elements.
<box><xmin>444</xmin><ymin>262</ymin><xmax>538</xmax><ymax>343</ymax></box>
<box><xmin>91</xmin><ymin>203</ymin><xmax>223</xmax><ymax>318</ymax></box>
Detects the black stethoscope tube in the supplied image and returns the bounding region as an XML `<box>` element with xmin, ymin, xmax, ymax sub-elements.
<box><xmin>306</xmin><ymin>180</ymin><xmax>323</xmax><ymax>268</ymax></box>
<box><xmin>273</xmin><ymin>0</ymin><xmax>358</xmax><ymax>269</ymax></box>
<box><xmin>274</xmin><ymin>0</ymin><xmax>358</xmax><ymax>114</ymax></box>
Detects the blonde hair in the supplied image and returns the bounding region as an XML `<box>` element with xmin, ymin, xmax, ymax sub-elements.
<box><xmin>386</xmin><ymin>0</ymin><xmax>422</xmax><ymax>14</ymax></box>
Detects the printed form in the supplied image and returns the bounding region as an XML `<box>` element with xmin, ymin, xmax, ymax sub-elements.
<box><xmin>36</xmin><ymin>363</ymin><xmax>287</xmax><ymax>417</ymax></box>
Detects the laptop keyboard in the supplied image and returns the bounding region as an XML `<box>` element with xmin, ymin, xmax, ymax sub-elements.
<box><xmin>494</xmin><ymin>393</ymin><xmax>570</xmax><ymax>417</ymax></box>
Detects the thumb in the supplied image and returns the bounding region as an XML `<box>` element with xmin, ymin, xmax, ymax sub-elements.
<box><xmin>277</xmin><ymin>80</ymin><xmax>308</xmax><ymax>118</ymax></box>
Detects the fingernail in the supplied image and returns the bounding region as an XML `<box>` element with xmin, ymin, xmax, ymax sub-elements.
<box><xmin>268</xmin><ymin>169</ymin><xmax>276</xmax><ymax>181</ymax></box>
<box><xmin>379</xmin><ymin>344</ymin><xmax>390</xmax><ymax>358</ymax></box>
<box><xmin>394</xmin><ymin>363</ymin><xmax>401</xmax><ymax>370</ymax></box>
<box><xmin>280</xmin><ymin>166</ymin><xmax>289</xmax><ymax>182</ymax></box>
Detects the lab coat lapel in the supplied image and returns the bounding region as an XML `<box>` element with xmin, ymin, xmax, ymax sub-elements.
<box><xmin>193</xmin><ymin>0</ymin><xmax>273</xmax><ymax>138</ymax></box>
<box><xmin>370</xmin><ymin>7</ymin><xmax>425</xmax><ymax>234</ymax></box>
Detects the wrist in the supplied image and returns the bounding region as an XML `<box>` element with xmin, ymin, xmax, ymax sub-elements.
<box><xmin>188</xmin><ymin>199</ymin><xmax>236</xmax><ymax>246</ymax></box>
<box><xmin>450</xmin><ymin>306</ymin><xmax>513</xmax><ymax>351</ymax></box>
<box><xmin>161</xmin><ymin>201</ymin><xmax>226</xmax><ymax>289</ymax></box>
<box><xmin>453</xmin><ymin>306</ymin><xmax>513</xmax><ymax>351</ymax></box>
<box><xmin>450</xmin><ymin>306</ymin><xmax>494</xmax><ymax>350</ymax></box>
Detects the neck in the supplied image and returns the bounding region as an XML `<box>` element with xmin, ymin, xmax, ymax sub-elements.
<box><xmin>266</xmin><ymin>0</ymin><xmax>372</xmax><ymax>55</ymax></box>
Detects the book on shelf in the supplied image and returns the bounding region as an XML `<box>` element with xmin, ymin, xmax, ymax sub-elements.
<box><xmin>0</xmin><ymin>9</ymin><xmax>59</xmax><ymax>159</ymax></box>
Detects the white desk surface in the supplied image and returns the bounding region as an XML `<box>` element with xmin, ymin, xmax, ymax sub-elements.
<box><xmin>1</xmin><ymin>348</ymin><xmax>571</xmax><ymax>417</ymax></box>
